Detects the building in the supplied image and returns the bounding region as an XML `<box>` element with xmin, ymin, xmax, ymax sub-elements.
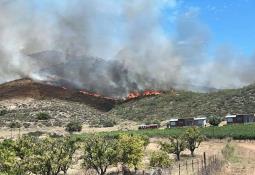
<box><xmin>167</xmin><ymin>118</ymin><xmax>179</xmax><ymax>128</ymax></box>
<box><xmin>194</xmin><ymin>117</ymin><xmax>207</xmax><ymax>127</ymax></box>
<box><xmin>225</xmin><ymin>114</ymin><xmax>255</xmax><ymax>124</ymax></box>
<box><xmin>167</xmin><ymin>117</ymin><xmax>206</xmax><ymax>128</ymax></box>
<box><xmin>138</xmin><ymin>124</ymin><xmax>159</xmax><ymax>130</ymax></box>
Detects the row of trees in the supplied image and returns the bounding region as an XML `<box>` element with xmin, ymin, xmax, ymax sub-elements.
<box><xmin>0</xmin><ymin>134</ymin><xmax>148</xmax><ymax>175</ymax></box>
<box><xmin>0</xmin><ymin>127</ymin><xmax>204</xmax><ymax>175</ymax></box>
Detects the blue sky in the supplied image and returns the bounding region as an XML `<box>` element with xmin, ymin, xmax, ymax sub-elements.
<box><xmin>162</xmin><ymin>0</ymin><xmax>255</xmax><ymax>55</ymax></box>
<box><xmin>24</xmin><ymin>0</ymin><xmax>255</xmax><ymax>57</ymax></box>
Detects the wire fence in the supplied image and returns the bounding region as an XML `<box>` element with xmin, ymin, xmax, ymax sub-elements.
<box><xmin>99</xmin><ymin>152</ymin><xmax>225</xmax><ymax>175</ymax></box>
<box><xmin>148</xmin><ymin>152</ymin><xmax>224</xmax><ymax>175</ymax></box>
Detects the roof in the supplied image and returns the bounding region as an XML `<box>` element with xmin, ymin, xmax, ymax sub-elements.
<box><xmin>225</xmin><ymin>115</ymin><xmax>236</xmax><ymax>118</ymax></box>
<box><xmin>169</xmin><ymin>119</ymin><xmax>178</xmax><ymax>122</ymax></box>
<box><xmin>194</xmin><ymin>117</ymin><xmax>206</xmax><ymax>120</ymax></box>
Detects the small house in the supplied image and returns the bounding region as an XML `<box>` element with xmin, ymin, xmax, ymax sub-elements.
<box><xmin>225</xmin><ymin>114</ymin><xmax>255</xmax><ymax>124</ymax></box>
<box><xmin>167</xmin><ymin>118</ymin><xmax>179</xmax><ymax>128</ymax></box>
<box><xmin>167</xmin><ymin>117</ymin><xmax>207</xmax><ymax>128</ymax></box>
<box><xmin>194</xmin><ymin>117</ymin><xmax>207</xmax><ymax>127</ymax></box>
<box><xmin>138</xmin><ymin>124</ymin><xmax>159</xmax><ymax>130</ymax></box>
<box><xmin>167</xmin><ymin>118</ymin><xmax>196</xmax><ymax>128</ymax></box>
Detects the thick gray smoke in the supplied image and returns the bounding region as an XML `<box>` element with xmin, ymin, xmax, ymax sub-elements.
<box><xmin>0</xmin><ymin>0</ymin><xmax>255</xmax><ymax>97</ymax></box>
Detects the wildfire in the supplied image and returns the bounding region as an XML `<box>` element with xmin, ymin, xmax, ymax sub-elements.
<box><xmin>127</xmin><ymin>90</ymin><xmax>161</xmax><ymax>100</ymax></box>
<box><xmin>79</xmin><ymin>90</ymin><xmax>101</xmax><ymax>97</ymax></box>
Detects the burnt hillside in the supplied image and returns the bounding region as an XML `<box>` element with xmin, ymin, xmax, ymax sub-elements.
<box><xmin>0</xmin><ymin>78</ymin><xmax>117</xmax><ymax>111</ymax></box>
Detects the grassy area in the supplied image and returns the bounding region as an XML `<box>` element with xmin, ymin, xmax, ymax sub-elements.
<box><xmin>74</xmin><ymin>124</ymin><xmax>255</xmax><ymax>140</ymax></box>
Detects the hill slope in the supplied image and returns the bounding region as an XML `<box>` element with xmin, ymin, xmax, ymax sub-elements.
<box><xmin>109</xmin><ymin>85</ymin><xmax>255</xmax><ymax>121</ymax></box>
<box><xmin>0</xmin><ymin>78</ymin><xmax>116</xmax><ymax>111</ymax></box>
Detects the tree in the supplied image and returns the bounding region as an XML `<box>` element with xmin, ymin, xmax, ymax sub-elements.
<box><xmin>30</xmin><ymin>136</ymin><xmax>77</xmax><ymax>175</ymax></box>
<box><xmin>0</xmin><ymin>139</ymin><xmax>17</xmax><ymax>174</ymax></box>
<box><xmin>160</xmin><ymin>135</ymin><xmax>186</xmax><ymax>161</ymax></box>
<box><xmin>117</xmin><ymin>134</ymin><xmax>145</xmax><ymax>172</ymax></box>
<box><xmin>83</xmin><ymin>134</ymin><xmax>118</xmax><ymax>175</ymax></box>
<box><xmin>149</xmin><ymin>151</ymin><xmax>172</xmax><ymax>168</ymax></box>
<box><xmin>183</xmin><ymin>127</ymin><xmax>204</xmax><ymax>157</ymax></box>
<box><xmin>208</xmin><ymin>116</ymin><xmax>222</xmax><ymax>126</ymax></box>
<box><xmin>65</xmin><ymin>121</ymin><xmax>82</xmax><ymax>133</ymax></box>
<box><xmin>0</xmin><ymin>136</ymin><xmax>77</xmax><ymax>175</ymax></box>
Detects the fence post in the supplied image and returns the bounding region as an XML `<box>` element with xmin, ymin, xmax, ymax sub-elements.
<box><xmin>192</xmin><ymin>159</ymin><xmax>194</xmax><ymax>172</ymax></box>
<box><xmin>197</xmin><ymin>160</ymin><xmax>200</xmax><ymax>174</ymax></box>
<box><xmin>204</xmin><ymin>152</ymin><xmax>207</xmax><ymax>170</ymax></box>
<box><xmin>179</xmin><ymin>163</ymin><xmax>181</xmax><ymax>175</ymax></box>
<box><xmin>186</xmin><ymin>160</ymin><xmax>188</xmax><ymax>173</ymax></box>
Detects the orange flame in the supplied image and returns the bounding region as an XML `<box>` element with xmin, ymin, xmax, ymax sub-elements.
<box><xmin>127</xmin><ymin>90</ymin><xmax>161</xmax><ymax>100</ymax></box>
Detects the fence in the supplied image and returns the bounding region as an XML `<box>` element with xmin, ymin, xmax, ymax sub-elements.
<box><xmin>153</xmin><ymin>152</ymin><xmax>224</xmax><ymax>175</ymax></box>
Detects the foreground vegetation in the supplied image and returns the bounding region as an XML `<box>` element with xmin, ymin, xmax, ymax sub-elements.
<box><xmin>74</xmin><ymin>124</ymin><xmax>255</xmax><ymax>140</ymax></box>
<box><xmin>0</xmin><ymin>128</ymin><xmax>205</xmax><ymax>175</ymax></box>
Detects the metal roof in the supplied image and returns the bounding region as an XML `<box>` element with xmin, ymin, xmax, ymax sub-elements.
<box><xmin>194</xmin><ymin>117</ymin><xmax>206</xmax><ymax>120</ymax></box>
<box><xmin>225</xmin><ymin>115</ymin><xmax>236</xmax><ymax>118</ymax></box>
<box><xmin>169</xmin><ymin>119</ymin><xmax>178</xmax><ymax>122</ymax></box>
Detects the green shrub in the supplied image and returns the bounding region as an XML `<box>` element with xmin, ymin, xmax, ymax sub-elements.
<box><xmin>208</xmin><ymin>116</ymin><xmax>222</xmax><ymax>126</ymax></box>
<box><xmin>144</xmin><ymin>119</ymin><xmax>161</xmax><ymax>126</ymax></box>
<box><xmin>0</xmin><ymin>109</ymin><xmax>8</xmax><ymax>116</ymax></box>
<box><xmin>90</xmin><ymin>117</ymin><xmax>117</xmax><ymax>128</ymax></box>
<box><xmin>36</xmin><ymin>112</ymin><xmax>51</xmax><ymax>120</ymax></box>
<box><xmin>149</xmin><ymin>151</ymin><xmax>172</xmax><ymax>168</ymax></box>
<box><xmin>23</xmin><ymin>122</ymin><xmax>31</xmax><ymax>128</ymax></box>
<box><xmin>66</xmin><ymin>121</ymin><xmax>82</xmax><ymax>132</ymax></box>
<box><xmin>9</xmin><ymin>121</ymin><xmax>21</xmax><ymax>128</ymax></box>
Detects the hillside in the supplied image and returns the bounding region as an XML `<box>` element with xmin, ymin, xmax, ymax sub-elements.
<box><xmin>0</xmin><ymin>78</ymin><xmax>119</xmax><ymax>128</ymax></box>
<box><xmin>0</xmin><ymin>78</ymin><xmax>116</xmax><ymax>111</ymax></box>
<box><xmin>109</xmin><ymin>85</ymin><xmax>255</xmax><ymax>121</ymax></box>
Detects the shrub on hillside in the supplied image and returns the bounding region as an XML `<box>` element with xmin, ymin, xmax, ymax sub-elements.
<box><xmin>9</xmin><ymin>121</ymin><xmax>21</xmax><ymax>128</ymax></box>
<box><xmin>145</xmin><ymin>119</ymin><xmax>161</xmax><ymax>126</ymax></box>
<box><xmin>0</xmin><ymin>109</ymin><xmax>8</xmax><ymax>116</ymax></box>
<box><xmin>23</xmin><ymin>122</ymin><xmax>31</xmax><ymax>128</ymax></box>
<box><xmin>36</xmin><ymin>112</ymin><xmax>51</xmax><ymax>120</ymax></box>
<box><xmin>90</xmin><ymin>117</ymin><xmax>117</xmax><ymax>128</ymax></box>
<box><xmin>65</xmin><ymin>121</ymin><xmax>82</xmax><ymax>132</ymax></box>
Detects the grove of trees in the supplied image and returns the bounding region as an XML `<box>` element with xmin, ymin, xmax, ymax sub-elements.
<box><xmin>0</xmin><ymin>127</ymin><xmax>204</xmax><ymax>175</ymax></box>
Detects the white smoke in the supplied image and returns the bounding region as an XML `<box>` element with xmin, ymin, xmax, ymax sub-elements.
<box><xmin>0</xmin><ymin>0</ymin><xmax>254</xmax><ymax>96</ymax></box>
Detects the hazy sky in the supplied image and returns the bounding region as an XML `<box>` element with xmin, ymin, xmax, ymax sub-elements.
<box><xmin>1</xmin><ymin>0</ymin><xmax>255</xmax><ymax>94</ymax></box>
<box><xmin>31</xmin><ymin>0</ymin><xmax>255</xmax><ymax>57</ymax></box>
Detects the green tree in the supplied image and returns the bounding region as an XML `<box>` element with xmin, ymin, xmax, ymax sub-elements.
<box><xmin>149</xmin><ymin>151</ymin><xmax>172</xmax><ymax>168</ymax></box>
<box><xmin>0</xmin><ymin>139</ymin><xmax>17</xmax><ymax>174</ymax></box>
<box><xmin>183</xmin><ymin>127</ymin><xmax>204</xmax><ymax>156</ymax></box>
<box><xmin>208</xmin><ymin>116</ymin><xmax>222</xmax><ymax>126</ymax></box>
<box><xmin>83</xmin><ymin>134</ymin><xmax>118</xmax><ymax>175</ymax></box>
<box><xmin>0</xmin><ymin>136</ymin><xmax>77</xmax><ymax>175</ymax></box>
<box><xmin>160</xmin><ymin>135</ymin><xmax>186</xmax><ymax>161</ymax></box>
<box><xmin>30</xmin><ymin>136</ymin><xmax>77</xmax><ymax>175</ymax></box>
<box><xmin>117</xmin><ymin>134</ymin><xmax>145</xmax><ymax>172</ymax></box>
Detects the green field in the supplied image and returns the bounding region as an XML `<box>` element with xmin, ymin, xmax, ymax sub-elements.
<box><xmin>75</xmin><ymin>124</ymin><xmax>255</xmax><ymax>140</ymax></box>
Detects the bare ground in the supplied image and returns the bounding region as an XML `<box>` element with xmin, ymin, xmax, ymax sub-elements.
<box><xmin>221</xmin><ymin>141</ymin><xmax>255</xmax><ymax>175</ymax></box>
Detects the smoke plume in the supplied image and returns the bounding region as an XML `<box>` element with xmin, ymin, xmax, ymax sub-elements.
<box><xmin>0</xmin><ymin>0</ymin><xmax>255</xmax><ymax>97</ymax></box>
